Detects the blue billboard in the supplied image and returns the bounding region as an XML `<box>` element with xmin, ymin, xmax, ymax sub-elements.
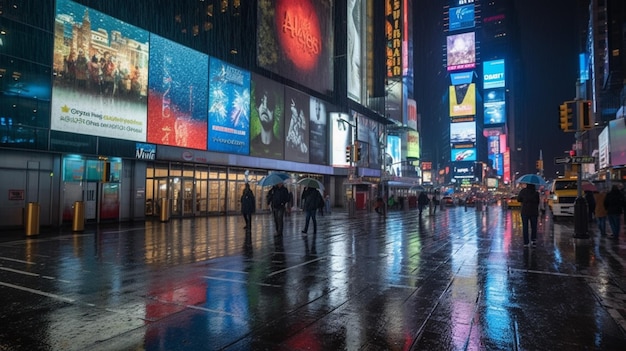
<box><xmin>451</xmin><ymin>148</ymin><xmax>476</xmax><ymax>162</ymax></box>
<box><xmin>484</xmin><ymin>88</ymin><xmax>506</xmax><ymax>125</ymax></box>
<box><xmin>483</xmin><ymin>59</ymin><xmax>505</xmax><ymax>89</ymax></box>
<box><xmin>207</xmin><ymin>58</ymin><xmax>251</xmax><ymax>155</ymax></box>
<box><xmin>449</xmin><ymin>5</ymin><xmax>475</xmax><ymax>31</ymax></box>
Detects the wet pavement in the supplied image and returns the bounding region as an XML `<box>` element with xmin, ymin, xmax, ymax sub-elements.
<box><xmin>1</xmin><ymin>204</ymin><xmax>625</xmax><ymax>350</ymax></box>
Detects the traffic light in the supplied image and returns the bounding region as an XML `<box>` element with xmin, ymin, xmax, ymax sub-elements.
<box><xmin>559</xmin><ymin>101</ymin><xmax>575</xmax><ymax>132</ymax></box>
<box><xmin>345</xmin><ymin>145</ymin><xmax>352</xmax><ymax>163</ymax></box>
<box><xmin>535</xmin><ymin>160</ymin><xmax>543</xmax><ymax>170</ymax></box>
<box><xmin>578</xmin><ymin>100</ymin><xmax>593</xmax><ymax>130</ymax></box>
<box><xmin>355</xmin><ymin>142</ymin><xmax>362</xmax><ymax>161</ymax></box>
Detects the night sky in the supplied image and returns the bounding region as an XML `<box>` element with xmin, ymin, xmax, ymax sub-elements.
<box><xmin>416</xmin><ymin>0</ymin><xmax>583</xmax><ymax>180</ymax></box>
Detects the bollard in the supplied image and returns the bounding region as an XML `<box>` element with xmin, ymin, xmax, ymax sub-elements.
<box><xmin>574</xmin><ymin>196</ymin><xmax>590</xmax><ymax>238</ymax></box>
<box><xmin>159</xmin><ymin>198</ymin><xmax>170</xmax><ymax>222</ymax></box>
<box><xmin>25</xmin><ymin>202</ymin><xmax>40</xmax><ymax>236</ymax></box>
<box><xmin>72</xmin><ymin>201</ymin><xmax>85</xmax><ymax>232</ymax></box>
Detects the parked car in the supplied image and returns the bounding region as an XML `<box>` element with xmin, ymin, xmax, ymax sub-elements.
<box><xmin>442</xmin><ymin>196</ymin><xmax>455</xmax><ymax>206</ymax></box>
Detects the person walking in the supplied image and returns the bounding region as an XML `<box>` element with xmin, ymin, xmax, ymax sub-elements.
<box><xmin>594</xmin><ymin>188</ymin><xmax>608</xmax><ymax>236</ymax></box>
<box><xmin>585</xmin><ymin>190</ymin><xmax>596</xmax><ymax>222</ymax></box>
<box><xmin>603</xmin><ymin>185</ymin><xmax>624</xmax><ymax>239</ymax></box>
<box><xmin>518</xmin><ymin>183</ymin><xmax>540</xmax><ymax>247</ymax></box>
<box><xmin>417</xmin><ymin>191</ymin><xmax>430</xmax><ymax>217</ymax></box>
<box><xmin>240</xmin><ymin>183</ymin><xmax>255</xmax><ymax>230</ymax></box>
<box><xmin>432</xmin><ymin>189</ymin><xmax>440</xmax><ymax>214</ymax></box>
<box><xmin>301</xmin><ymin>187</ymin><xmax>323</xmax><ymax>234</ymax></box>
<box><xmin>270</xmin><ymin>182</ymin><xmax>290</xmax><ymax>236</ymax></box>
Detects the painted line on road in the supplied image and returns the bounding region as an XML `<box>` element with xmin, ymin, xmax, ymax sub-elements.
<box><xmin>0</xmin><ymin>266</ymin><xmax>71</xmax><ymax>283</ymax></box>
<box><xmin>0</xmin><ymin>281</ymin><xmax>75</xmax><ymax>303</ymax></box>
<box><xmin>186</xmin><ymin>304</ymin><xmax>239</xmax><ymax>317</ymax></box>
<box><xmin>203</xmin><ymin>275</ymin><xmax>281</xmax><ymax>288</ymax></box>
<box><xmin>267</xmin><ymin>256</ymin><xmax>326</xmax><ymax>277</ymax></box>
<box><xmin>208</xmin><ymin>268</ymin><xmax>249</xmax><ymax>275</ymax></box>
<box><xmin>508</xmin><ymin>267</ymin><xmax>596</xmax><ymax>279</ymax></box>
<box><xmin>0</xmin><ymin>256</ymin><xmax>36</xmax><ymax>265</ymax></box>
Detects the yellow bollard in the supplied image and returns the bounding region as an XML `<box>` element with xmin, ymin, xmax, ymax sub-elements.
<box><xmin>72</xmin><ymin>201</ymin><xmax>85</xmax><ymax>232</ymax></box>
<box><xmin>25</xmin><ymin>202</ymin><xmax>40</xmax><ymax>236</ymax></box>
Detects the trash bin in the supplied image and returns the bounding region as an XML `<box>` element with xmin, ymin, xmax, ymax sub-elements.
<box><xmin>72</xmin><ymin>201</ymin><xmax>85</xmax><ymax>232</ymax></box>
<box><xmin>159</xmin><ymin>198</ymin><xmax>170</xmax><ymax>222</ymax></box>
<box><xmin>25</xmin><ymin>202</ymin><xmax>40</xmax><ymax>236</ymax></box>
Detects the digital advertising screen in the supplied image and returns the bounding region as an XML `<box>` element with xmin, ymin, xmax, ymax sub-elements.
<box><xmin>407</xmin><ymin>130</ymin><xmax>419</xmax><ymax>159</ymax></box>
<box><xmin>450</xmin><ymin>71</ymin><xmax>473</xmax><ymax>86</ymax></box>
<box><xmin>449</xmin><ymin>83</ymin><xmax>476</xmax><ymax>117</ymax></box>
<box><xmin>484</xmin><ymin>88</ymin><xmax>506</xmax><ymax>125</ymax></box>
<box><xmin>489</xmin><ymin>153</ymin><xmax>503</xmax><ymax>176</ymax></box>
<box><xmin>386</xmin><ymin>0</ymin><xmax>403</xmax><ymax>77</ymax></box>
<box><xmin>386</xmin><ymin>135</ymin><xmax>402</xmax><ymax>177</ymax></box>
<box><xmin>207</xmin><ymin>58</ymin><xmax>250</xmax><ymax>155</ymax></box>
<box><xmin>147</xmin><ymin>35</ymin><xmax>208</xmax><ymax>149</ymax></box>
<box><xmin>446</xmin><ymin>32</ymin><xmax>475</xmax><ymax>71</ymax></box>
<box><xmin>347</xmin><ymin>0</ymin><xmax>364</xmax><ymax>103</ymax></box>
<box><xmin>487</xmin><ymin>135</ymin><xmax>500</xmax><ymax>155</ymax></box>
<box><xmin>329</xmin><ymin>112</ymin><xmax>352</xmax><ymax>167</ymax></box>
<box><xmin>609</xmin><ymin>119</ymin><xmax>626</xmax><ymax>167</ymax></box>
<box><xmin>356</xmin><ymin>113</ymin><xmax>380</xmax><ymax>167</ymax></box>
<box><xmin>250</xmin><ymin>74</ymin><xmax>285</xmax><ymax>160</ymax></box>
<box><xmin>407</xmin><ymin>99</ymin><xmax>417</xmax><ymax>130</ymax></box>
<box><xmin>450</xmin><ymin>121</ymin><xmax>476</xmax><ymax>149</ymax></box>
<box><xmin>256</xmin><ymin>0</ymin><xmax>334</xmax><ymax>94</ymax></box>
<box><xmin>51</xmin><ymin>0</ymin><xmax>149</xmax><ymax>142</ymax></box>
<box><xmin>284</xmin><ymin>87</ymin><xmax>310</xmax><ymax>163</ymax></box>
<box><xmin>452</xmin><ymin>161</ymin><xmax>475</xmax><ymax>180</ymax></box>
<box><xmin>451</xmin><ymin>148</ymin><xmax>476</xmax><ymax>162</ymax></box>
<box><xmin>483</xmin><ymin>59</ymin><xmax>505</xmax><ymax>89</ymax></box>
<box><xmin>598</xmin><ymin>127</ymin><xmax>609</xmax><ymax>169</ymax></box>
<box><xmin>309</xmin><ymin>97</ymin><xmax>328</xmax><ymax>165</ymax></box>
<box><xmin>449</xmin><ymin>5</ymin><xmax>475</xmax><ymax>32</ymax></box>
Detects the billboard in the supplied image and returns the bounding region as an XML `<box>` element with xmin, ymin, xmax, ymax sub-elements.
<box><xmin>483</xmin><ymin>59</ymin><xmax>505</xmax><ymax>89</ymax></box>
<box><xmin>250</xmin><ymin>74</ymin><xmax>285</xmax><ymax>160</ymax></box>
<box><xmin>386</xmin><ymin>135</ymin><xmax>402</xmax><ymax>177</ymax></box>
<box><xmin>609</xmin><ymin>119</ymin><xmax>626</xmax><ymax>167</ymax></box>
<box><xmin>347</xmin><ymin>0</ymin><xmax>364</xmax><ymax>102</ymax></box>
<box><xmin>451</xmin><ymin>148</ymin><xmax>476</xmax><ymax>162</ymax></box>
<box><xmin>450</xmin><ymin>71</ymin><xmax>473</xmax><ymax>86</ymax></box>
<box><xmin>449</xmin><ymin>83</ymin><xmax>476</xmax><ymax>117</ymax></box>
<box><xmin>51</xmin><ymin>0</ymin><xmax>149</xmax><ymax>142</ymax></box>
<box><xmin>309</xmin><ymin>97</ymin><xmax>329</xmax><ymax>165</ymax></box>
<box><xmin>446</xmin><ymin>32</ymin><xmax>475</xmax><ymax>71</ymax></box>
<box><xmin>450</xmin><ymin>121</ymin><xmax>476</xmax><ymax>149</ymax></box>
<box><xmin>284</xmin><ymin>87</ymin><xmax>310</xmax><ymax>163</ymax></box>
<box><xmin>257</xmin><ymin>0</ymin><xmax>334</xmax><ymax>94</ymax></box>
<box><xmin>386</xmin><ymin>0</ymin><xmax>403</xmax><ymax>77</ymax></box>
<box><xmin>329</xmin><ymin>112</ymin><xmax>352</xmax><ymax>167</ymax></box>
<box><xmin>407</xmin><ymin>130</ymin><xmax>419</xmax><ymax>159</ymax></box>
<box><xmin>484</xmin><ymin>88</ymin><xmax>506</xmax><ymax>125</ymax></box>
<box><xmin>356</xmin><ymin>113</ymin><xmax>380</xmax><ymax>167</ymax></box>
<box><xmin>207</xmin><ymin>58</ymin><xmax>250</xmax><ymax>155</ymax></box>
<box><xmin>449</xmin><ymin>5</ymin><xmax>475</xmax><ymax>32</ymax></box>
<box><xmin>147</xmin><ymin>35</ymin><xmax>208</xmax><ymax>149</ymax></box>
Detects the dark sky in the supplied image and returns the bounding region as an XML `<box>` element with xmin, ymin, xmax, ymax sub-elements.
<box><xmin>415</xmin><ymin>0</ymin><xmax>583</xmax><ymax>180</ymax></box>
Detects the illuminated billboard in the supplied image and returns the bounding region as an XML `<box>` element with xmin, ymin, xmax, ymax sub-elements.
<box><xmin>207</xmin><ymin>58</ymin><xmax>250</xmax><ymax>155</ymax></box>
<box><xmin>407</xmin><ymin>99</ymin><xmax>417</xmax><ymax>130</ymax></box>
<box><xmin>356</xmin><ymin>113</ymin><xmax>381</xmax><ymax>167</ymax></box>
<box><xmin>484</xmin><ymin>88</ymin><xmax>506</xmax><ymax>125</ymax></box>
<box><xmin>609</xmin><ymin>119</ymin><xmax>626</xmax><ymax>167</ymax></box>
<box><xmin>347</xmin><ymin>0</ymin><xmax>365</xmax><ymax>102</ymax></box>
<box><xmin>407</xmin><ymin>130</ymin><xmax>419</xmax><ymax>159</ymax></box>
<box><xmin>147</xmin><ymin>35</ymin><xmax>208</xmax><ymax>149</ymax></box>
<box><xmin>450</xmin><ymin>121</ymin><xmax>476</xmax><ymax>149</ymax></box>
<box><xmin>451</xmin><ymin>148</ymin><xmax>476</xmax><ymax>162</ymax></box>
<box><xmin>51</xmin><ymin>0</ymin><xmax>149</xmax><ymax>142</ymax></box>
<box><xmin>250</xmin><ymin>73</ymin><xmax>285</xmax><ymax>160</ymax></box>
<box><xmin>284</xmin><ymin>87</ymin><xmax>310</xmax><ymax>163</ymax></box>
<box><xmin>483</xmin><ymin>59</ymin><xmax>505</xmax><ymax>89</ymax></box>
<box><xmin>257</xmin><ymin>0</ymin><xmax>334</xmax><ymax>94</ymax></box>
<box><xmin>386</xmin><ymin>135</ymin><xmax>402</xmax><ymax>177</ymax></box>
<box><xmin>386</xmin><ymin>0</ymin><xmax>403</xmax><ymax>77</ymax></box>
<box><xmin>450</xmin><ymin>71</ymin><xmax>473</xmax><ymax>85</ymax></box>
<box><xmin>449</xmin><ymin>83</ymin><xmax>476</xmax><ymax>116</ymax></box>
<box><xmin>446</xmin><ymin>32</ymin><xmax>475</xmax><ymax>71</ymax></box>
<box><xmin>330</xmin><ymin>112</ymin><xmax>352</xmax><ymax>167</ymax></box>
<box><xmin>309</xmin><ymin>97</ymin><xmax>329</xmax><ymax>165</ymax></box>
<box><xmin>449</xmin><ymin>5</ymin><xmax>475</xmax><ymax>31</ymax></box>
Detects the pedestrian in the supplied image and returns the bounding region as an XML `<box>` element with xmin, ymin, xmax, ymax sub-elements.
<box><xmin>266</xmin><ymin>185</ymin><xmax>276</xmax><ymax>211</ymax></box>
<box><xmin>374</xmin><ymin>197</ymin><xmax>385</xmax><ymax>215</ymax></box>
<box><xmin>301</xmin><ymin>187</ymin><xmax>323</xmax><ymax>234</ymax></box>
<box><xmin>518</xmin><ymin>183</ymin><xmax>540</xmax><ymax>247</ymax></box>
<box><xmin>594</xmin><ymin>189</ymin><xmax>608</xmax><ymax>236</ymax></box>
<box><xmin>285</xmin><ymin>190</ymin><xmax>293</xmax><ymax>216</ymax></box>
<box><xmin>324</xmin><ymin>194</ymin><xmax>331</xmax><ymax>214</ymax></box>
<box><xmin>270</xmin><ymin>182</ymin><xmax>290</xmax><ymax>236</ymax></box>
<box><xmin>417</xmin><ymin>191</ymin><xmax>429</xmax><ymax>217</ymax></box>
<box><xmin>603</xmin><ymin>185</ymin><xmax>624</xmax><ymax>239</ymax></box>
<box><xmin>432</xmin><ymin>189</ymin><xmax>440</xmax><ymax>214</ymax></box>
<box><xmin>318</xmin><ymin>192</ymin><xmax>325</xmax><ymax>216</ymax></box>
<box><xmin>240</xmin><ymin>183</ymin><xmax>255</xmax><ymax>230</ymax></box>
<box><xmin>585</xmin><ymin>190</ymin><xmax>595</xmax><ymax>222</ymax></box>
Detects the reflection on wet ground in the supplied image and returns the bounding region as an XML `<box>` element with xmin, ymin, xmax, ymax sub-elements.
<box><xmin>0</xmin><ymin>205</ymin><xmax>625</xmax><ymax>350</ymax></box>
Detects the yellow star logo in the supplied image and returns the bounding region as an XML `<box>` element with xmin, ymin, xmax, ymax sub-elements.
<box><xmin>61</xmin><ymin>105</ymin><xmax>70</xmax><ymax>113</ymax></box>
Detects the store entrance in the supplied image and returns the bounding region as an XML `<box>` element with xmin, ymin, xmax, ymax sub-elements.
<box><xmin>148</xmin><ymin>177</ymin><xmax>196</xmax><ymax>218</ymax></box>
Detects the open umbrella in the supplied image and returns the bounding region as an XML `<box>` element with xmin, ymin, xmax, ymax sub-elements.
<box><xmin>516</xmin><ymin>174</ymin><xmax>547</xmax><ymax>187</ymax></box>
<box><xmin>297</xmin><ymin>177</ymin><xmax>324</xmax><ymax>190</ymax></box>
<box><xmin>582</xmin><ymin>182</ymin><xmax>597</xmax><ymax>192</ymax></box>
<box><xmin>258</xmin><ymin>172</ymin><xmax>290</xmax><ymax>187</ymax></box>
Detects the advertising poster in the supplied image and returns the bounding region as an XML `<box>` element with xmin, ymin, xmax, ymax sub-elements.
<box><xmin>451</xmin><ymin>148</ymin><xmax>476</xmax><ymax>162</ymax></box>
<box><xmin>284</xmin><ymin>87</ymin><xmax>310</xmax><ymax>163</ymax></box>
<box><xmin>257</xmin><ymin>0</ymin><xmax>334</xmax><ymax>94</ymax></box>
<box><xmin>386</xmin><ymin>135</ymin><xmax>402</xmax><ymax>177</ymax></box>
<box><xmin>483</xmin><ymin>59</ymin><xmax>505</xmax><ymax>89</ymax></box>
<box><xmin>329</xmin><ymin>113</ymin><xmax>352</xmax><ymax>167</ymax></box>
<box><xmin>450</xmin><ymin>121</ymin><xmax>476</xmax><ymax>148</ymax></box>
<box><xmin>449</xmin><ymin>83</ymin><xmax>476</xmax><ymax>117</ymax></box>
<box><xmin>446</xmin><ymin>32</ymin><xmax>476</xmax><ymax>71</ymax></box>
<box><xmin>250</xmin><ymin>74</ymin><xmax>285</xmax><ymax>160</ymax></box>
<box><xmin>484</xmin><ymin>88</ymin><xmax>506</xmax><ymax>125</ymax></box>
<box><xmin>51</xmin><ymin>0</ymin><xmax>149</xmax><ymax>142</ymax></box>
<box><xmin>609</xmin><ymin>119</ymin><xmax>626</xmax><ymax>167</ymax></box>
<box><xmin>147</xmin><ymin>35</ymin><xmax>208</xmax><ymax>149</ymax></box>
<box><xmin>207</xmin><ymin>58</ymin><xmax>250</xmax><ymax>155</ymax></box>
<box><xmin>407</xmin><ymin>130</ymin><xmax>419</xmax><ymax>160</ymax></box>
<box><xmin>347</xmin><ymin>0</ymin><xmax>364</xmax><ymax>102</ymax></box>
<box><xmin>357</xmin><ymin>113</ymin><xmax>380</xmax><ymax>167</ymax></box>
<box><xmin>449</xmin><ymin>5</ymin><xmax>475</xmax><ymax>32</ymax></box>
<box><xmin>309</xmin><ymin>97</ymin><xmax>328</xmax><ymax>165</ymax></box>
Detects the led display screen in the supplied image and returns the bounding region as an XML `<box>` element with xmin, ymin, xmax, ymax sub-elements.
<box><xmin>329</xmin><ymin>112</ymin><xmax>352</xmax><ymax>167</ymax></box>
<box><xmin>484</xmin><ymin>88</ymin><xmax>506</xmax><ymax>125</ymax></box>
<box><xmin>250</xmin><ymin>74</ymin><xmax>285</xmax><ymax>160</ymax></box>
<box><xmin>386</xmin><ymin>135</ymin><xmax>402</xmax><ymax>177</ymax></box>
<box><xmin>284</xmin><ymin>87</ymin><xmax>310</xmax><ymax>163</ymax></box>
<box><xmin>51</xmin><ymin>0</ymin><xmax>149</xmax><ymax>142</ymax></box>
<box><xmin>487</xmin><ymin>135</ymin><xmax>500</xmax><ymax>155</ymax></box>
<box><xmin>257</xmin><ymin>0</ymin><xmax>334</xmax><ymax>94</ymax></box>
<box><xmin>609</xmin><ymin>119</ymin><xmax>626</xmax><ymax>167</ymax></box>
<box><xmin>207</xmin><ymin>58</ymin><xmax>250</xmax><ymax>155</ymax></box>
<box><xmin>147</xmin><ymin>35</ymin><xmax>208</xmax><ymax>149</ymax></box>
<box><xmin>309</xmin><ymin>97</ymin><xmax>329</xmax><ymax>165</ymax></box>
<box><xmin>407</xmin><ymin>130</ymin><xmax>419</xmax><ymax>159</ymax></box>
<box><xmin>347</xmin><ymin>0</ymin><xmax>364</xmax><ymax>102</ymax></box>
<box><xmin>449</xmin><ymin>5</ymin><xmax>475</xmax><ymax>31</ymax></box>
<box><xmin>483</xmin><ymin>59</ymin><xmax>505</xmax><ymax>89</ymax></box>
<box><xmin>449</xmin><ymin>83</ymin><xmax>476</xmax><ymax>117</ymax></box>
<box><xmin>356</xmin><ymin>113</ymin><xmax>380</xmax><ymax>167</ymax></box>
<box><xmin>451</xmin><ymin>148</ymin><xmax>476</xmax><ymax>162</ymax></box>
<box><xmin>450</xmin><ymin>71</ymin><xmax>473</xmax><ymax>86</ymax></box>
<box><xmin>598</xmin><ymin>127</ymin><xmax>609</xmax><ymax>169</ymax></box>
<box><xmin>450</xmin><ymin>121</ymin><xmax>476</xmax><ymax>149</ymax></box>
<box><xmin>446</xmin><ymin>32</ymin><xmax>475</xmax><ymax>71</ymax></box>
<box><xmin>452</xmin><ymin>161</ymin><xmax>475</xmax><ymax>179</ymax></box>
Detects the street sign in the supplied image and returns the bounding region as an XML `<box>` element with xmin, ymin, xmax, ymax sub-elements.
<box><xmin>571</xmin><ymin>156</ymin><xmax>595</xmax><ymax>164</ymax></box>
<box><xmin>554</xmin><ymin>156</ymin><xmax>572</xmax><ymax>164</ymax></box>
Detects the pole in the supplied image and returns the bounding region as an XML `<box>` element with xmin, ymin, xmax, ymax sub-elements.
<box><xmin>573</xmin><ymin>132</ymin><xmax>589</xmax><ymax>239</ymax></box>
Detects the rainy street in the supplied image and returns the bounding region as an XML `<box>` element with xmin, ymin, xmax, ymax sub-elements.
<box><xmin>1</xmin><ymin>204</ymin><xmax>626</xmax><ymax>350</ymax></box>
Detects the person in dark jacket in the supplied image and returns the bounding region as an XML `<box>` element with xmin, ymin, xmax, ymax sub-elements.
<box><xmin>603</xmin><ymin>185</ymin><xmax>624</xmax><ymax>239</ymax></box>
<box><xmin>417</xmin><ymin>192</ymin><xmax>430</xmax><ymax>217</ymax></box>
<box><xmin>270</xmin><ymin>182</ymin><xmax>290</xmax><ymax>236</ymax></box>
<box><xmin>518</xmin><ymin>183</ymin><xmax>540</xmax><ymax>247</ymax></box>
<box><xmin>240</xmin><ymin>183</ymin><xmax>255</xmax><ymax>230</ymax></box>
<box><xmin>584</xmin><ymin>190</ymin><xmax>595</xmax><ymax>222</ymax></box>
<box><xmin>301</xmin><ymin>187</ymin><xmax>323</xmax><ymax>234</ymax></box>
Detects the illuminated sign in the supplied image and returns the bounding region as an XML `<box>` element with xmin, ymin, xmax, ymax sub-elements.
<box><xmin>447</xmin><ymin>32</ymin><xmax>475</xmax><ymax>71</ymax></box>
<box><xmin>449</xmin><ymin>83</ymin><xmax>476</xmax><ymax>116</ymax></box>
<box><xmin>483</xmin><ymin>59</ymin><xmax>505</xmax><ymax>89</ymax></box>
<box><xmin>451</xmin><ymin>148</ymin><xmax>476</xmax><ymax>162</ymax></box>
<box><xmin>386</xmin><ymin>0</ymin><xmax>402</xmax><ymax>77</ymax></box>
<box><xmin>452</xmin><ymin>161</ymin><xmax>475</xmax><ymax>179</ymax></box>
<box><xmin>449</xmin><ymin>5</ymin><xmax>475</xmax><ymax>31</ymax></box>
<box><xmin>450</xmin><ymin>71</ymin><xmax>473</xmax><ymax>85</ymax></box>
<box><xmin>579</xmin><ymin>53</ymin><xmax>589</xmax><ymax>82</ymax></box>
<box><xmin>135</xmin><ymin>142</ymin><xmax>156</xmax><ymax>160</ymax></box>
<box><xmin>484</xmin><ymin>88</ymin><xmax>506</xmax><ymax>125</ymax></box>
<box><xmin>450</xmin><ymin>121</ymin><xmax>476</xmax><ymax>149</ymax></box>
<box><xmin>284</xmin><ymin>87</ymin><xmax>310</xmax><ymax>163</ymax></box>
<box><xmin>250</xmin><ymin>73</ymin><xmax>285</xmax><ymax>160</ymax></box>
<box><xmin>347</xmin><ymin>0</ymin><xmax>364</xmax><ymax>102</ymax></box>
<box><xmin>387</xmin><ymin>135</ymin><xmax>402</xmax><ymax>176</ymax></box>
<box><xmin>407</xmin><ymin>130</ymin><xmax>419</xmax><ymax>159</ymax></box>
<box><xmin>487</xmin><ymin>135</ymin><xmax>500</xmax><ymax>155</ymax></box>
<box><xmin>407</xmin><ymin>99</ymin><xmax>417</xmax><ymax>130</ymax></box>
<box><xmin>330</xmin><ymin>112</ymin><xmax>352</xmax><ymax>167</ymax></box>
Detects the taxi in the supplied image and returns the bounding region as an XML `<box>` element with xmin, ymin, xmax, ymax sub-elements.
<box><xmin>506</xmin><ymin>195</ymin><xmax>521</xmax><ymax>209</ymax></box>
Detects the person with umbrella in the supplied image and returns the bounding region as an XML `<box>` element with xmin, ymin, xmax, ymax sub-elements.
<box><xmin>517</xmin><ymin>182</ymin><xmax>540</xmax><ymax>247</ymax></box>
<box><xmin>301</xmin><ymin>186</ymin><xmax>323</xmax><ymax>234</ymax></box>
<box><xmin>269</xmin><ymin>182</ymin><xmax>290</xmax><ymax>236</ymax></box>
